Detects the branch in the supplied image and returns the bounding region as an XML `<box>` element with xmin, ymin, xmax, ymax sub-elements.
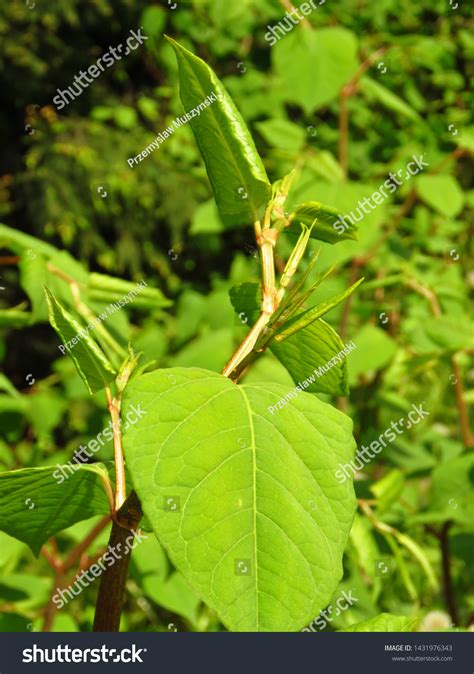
<box><xmin>106</xmin><ymin>386</ymin><xmax>127</xmax><ymax>512</ymax></box>
<box><xmin>338</xmin><ymin>47</ymin><xmax>387</xmax><ymax>177</ymax></box>
<box><xmin>62</xmin><ymin>515</ymin><xmax>111</xmax><ymax>572</ymax></box>
<box><xmin>407</xmin><ymin>278</ymin><xmax>473</xmax><ymax>447</ymax></box>
<box><xmin>93</xmin><ymin>491</ymin><xmax>142</xmax><ymax>632</ymax></box>
<box><xmin>277</xmin><ymin>0</ymin><xmax>312</xmax><ymax>29</ymax></box>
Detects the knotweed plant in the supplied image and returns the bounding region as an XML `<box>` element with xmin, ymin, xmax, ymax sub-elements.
<box><xmin>0</xmin><ymin>39</ymin><xmax>433</xmax><ymax>633</ymax></box>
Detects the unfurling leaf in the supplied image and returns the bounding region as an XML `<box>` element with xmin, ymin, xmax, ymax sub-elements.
<box><xmin>274</xmin><ymin>277</ymin><xmax>365</xmax><ymax>342</ymax></box>
<box><xmin>287</xmin><ymin>201</ymin><xmax>359</xmax><ymax>244</ymax></box>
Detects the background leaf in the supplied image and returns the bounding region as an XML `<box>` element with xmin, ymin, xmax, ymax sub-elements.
<box><xmin>273</xmin><ymin>28</ymin><xmax>359</xmax><ymax>113</ymax></box>
<box><xmin>0</xmin><ymin>465</ymin><xmax>111</xmax><ymax>556</ymax></box>
<box><xmin>45</xmin><ymin>288</ymin><xmax>117</xmax><ymax>394</ymax></box>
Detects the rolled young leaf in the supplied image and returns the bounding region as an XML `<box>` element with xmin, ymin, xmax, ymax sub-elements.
<box><xmin>287</xmin><ymin>201</ymin><xmax>359</xmax><ymax>244</ymax></box>
<box><xmin>274</xmin><ymin>277</ymin><xmax>365</xmax><ymax>342</ymax></box>
<box><xmin>166</xmin><ymin>37</ymin><xmax>271</xmax><ymax>226</ymax></box>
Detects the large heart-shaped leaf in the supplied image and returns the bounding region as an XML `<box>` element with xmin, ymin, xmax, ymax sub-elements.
<box><xmin>0</xmin><ymin>465</ymin><xmax>111</xmax><ymax>556</ymax></box>
<box><xmin>167</xmin><ymin>38</ymin><xmax>271</xmax><ymax>226</ymax></box>
<box><xmin>122</xmin><ymin>367</ymin><xmax>356</xmax><ymax>632</ymax></box>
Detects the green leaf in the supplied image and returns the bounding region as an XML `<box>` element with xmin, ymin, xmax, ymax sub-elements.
<box><xmin>141</xmin><ymin>5</ymin><xmax>166</xmax><ymax>38</ymax></box>
<box><xmin>0</xmin><ymin>465</ymin><xmax>111</xmax><ymax>557</ymax></box>
<box><xmin>417</xmin><ymin>454</ymin><xmax>474</xmax><ymax>529</ymax></box>
<box><xmin>0</xmin><ymin>223</ymin><xmax>58</xmax><ymax>257</ymax></box>
<box><xmin>0</xmin><ymin>613</ymin><xmax>30</xmax><ymax>632</ymax></box>
<box><xmin>416</xmin><ymin>175</ymin><xmax>464</xmax><ymax>217</ymax></box>
<box><xmin>370</xmin><ymin>469</ymin><xmax>405</xmax><ymax>514</ymax></box>
<box><xmin>274</xmin><ymin>278</ymin><xmax>364</xmax><ymax>342</ymax></box>
<box><xmin>142</xmin><ymin>571</ymin><xmax>201</xmax><ymax>626</ymax></box>
<box><xmin>166</xmin><ymin>37</ymin><xmax>271</xmax><ymax>226</ymax></box>
<box><xmin>255</xmin><ymin>118</ymin><xmax>306</xmax><ymax>153</ymax></box>
<box><xmin>359</xmin><ymin>77</ymin><xmax>422</xmax><ymax>122</ymax></box>
<box><xmin>383</xmin><ymin>534</ymin><xmax>417</xmax><ymax>601</ymax></box>
<box><xmin>44</xmin><ymin>287</ymin><xmax>116</xmax><ymax>394</ymax></box>
<box><xmin>349</xmin><ymin>514</ymin><xmax>381</xmax><ymax>589</ymax></box>
<box><xmin>229</xmin><ymin>282</ymin><xmax>260</xmax><ymax>325</ymax></box>
<box><xmin>422</xmin><ymin>315</ymin><xmax>473</xmax><ymax>352</ymax></box>
<box><xmin>347</xmin><ymin>325</ymin><xmax>397</xmax><ymax>385</ymax></box>
<box><xmin>288</xmin><ymin>201</ymin><xmax>359</xmax><ymax>244</ymax></box>
<box><xmin>0</xmin><ymin>573</ymin><xmax>51</xmax><ymax>611</ymax></box>
<box><xmin>189</xmin><ymin>199</ymin><xmax>224</xmax><ymax>235</ymax></box>
<box><xmin>0</xmin><ymin>307</ymin><xmax>32</xmax><ymax>328</ymax></box>
<box><xmin>341</xmin><ymin>613</ymin><xmax>418</xmax><ymax>632</ymax></box>
<box><xmin>273</xmin><ymin>28</ymin><xmax>359</xmax><ymax>113</ymax></box>
<box><xmin>123</xmin><ymin>367</ymin><xmax>356</xmax><ymax>632</ymax></box>
<box><xmin>87</xmin><ymin>274</ymin><xmax>172</xmax><ymax>310</ymax></box>
<box><xmin>18</xmin><ymin>254</ymin><xmax>49</xmax><ymax>321</ymax></box>
<box><xmin>169</xmin><ymin>328</ymin><xmax>234</xmax><ymax>373</ymax></box>
<box><xmin>271</xmin><ymin>319</ymin><xmax>350</xmax><ymax>396</ymax></box>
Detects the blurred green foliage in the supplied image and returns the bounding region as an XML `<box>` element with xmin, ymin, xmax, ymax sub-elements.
<box><xmin>0</xmin><ymin>0</ymin><xmax>472</xmax><ymax>632</ymax></box>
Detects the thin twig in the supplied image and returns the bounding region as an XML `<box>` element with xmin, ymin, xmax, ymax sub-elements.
<box><xmin>0</xmin><ymin>255</ymin><xmax>20</xmax><ymax>265</ymax></box>
<box><xmin>62</xmin><ymin>515</ymin><xmax>111</xmax><ymax>571</ymax></box>
<box><xmin>440</xmin><ymin>522</ymin><xmax>459</xmax><ymax>625</ymax></box>
<box><xmin>106</xmin><ymin>386</ymin><xmax>127</xmax><ymax>511</ymax></box>
<box><xmin>338</xmin><ymin>47</ymin><xmax>387</xmax><ymax>177</ymax></box>
<box><xmin>451</xmin><ymin>356</ymin><xmax>474</xmax><ymax>448</ymax></box>
<box><xmin>40</xmin><ymin>542</ymin><xmax>62</xmax><ymax>573</ymax></box>
<box><xmin>406</xmin><ymin>279</ymin><xmax>473</xmax><ymax>448</ymax></box>
<box><xmin>277</xmin><ymin>0</ymin><xmax>312</xmax><ymax>29</ymax></box>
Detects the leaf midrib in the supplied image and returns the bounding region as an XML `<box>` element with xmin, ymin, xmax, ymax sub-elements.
<box><xmin>237</xmin><ymin>385</ymin><xmax>259</xmax><ymax>632</ymax></box>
